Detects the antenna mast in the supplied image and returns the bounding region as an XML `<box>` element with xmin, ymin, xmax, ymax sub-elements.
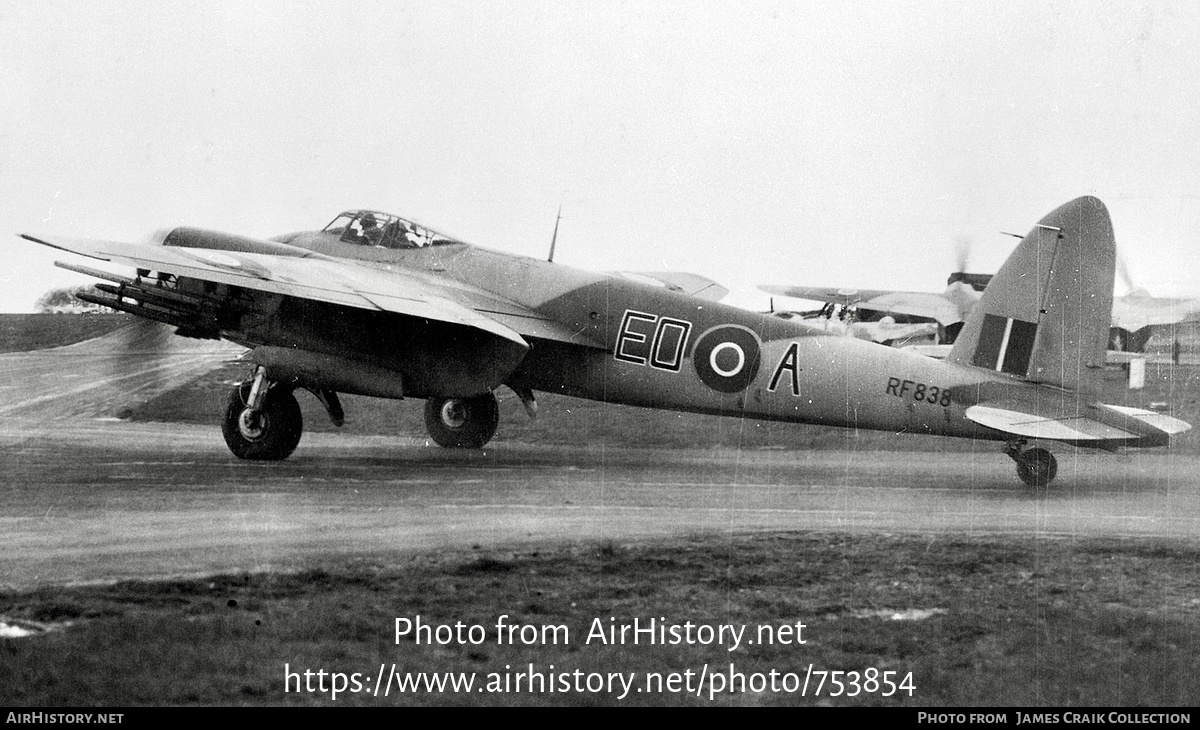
<box><xmin>547</xmin><ymin>204</ymin><xmax>563</xmax><ymax>262</ymax></box>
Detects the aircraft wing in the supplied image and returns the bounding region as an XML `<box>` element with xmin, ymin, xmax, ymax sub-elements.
<box><xmin>615</xmin><ymin>271</ymin><xmax>729</xmax><ymax>301</ymax></box>
<box><xmin>22</xmin><ymin>233</ymin><xmax>592</xmax><ymax>348</ymax></box>
<box><xmin>760</xmin><ymin>285</ymin><xmax>962</xmax><ymax>325</ymax></box>
<box><xmin>761</xmin><ymin>285</ymin><xmax>898</xmax><ymax>305</ymax></box>
<box><xmin>1111</xmin><ymin>292</ymin><xmax>1200</xmax><ymax>331</ymax></box>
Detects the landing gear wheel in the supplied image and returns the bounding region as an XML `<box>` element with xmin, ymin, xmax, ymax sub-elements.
<box><xmin>222</xmin><ymin>383</ymin><xmax>303</xmax><ymax>460</ymax></box>
<box><xmin>1016</xmin><ymin>447</ymin><xmax>1057</xmax><ymax>489</ymax></box>
<box><xmin>424</xmin><ymin>393</ymin><xmax>499</xmax><ymax>448</ymax></box>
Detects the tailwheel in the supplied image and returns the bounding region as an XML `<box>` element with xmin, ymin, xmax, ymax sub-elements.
<box><xmin>222</xmin><ymin>379</ymin><xmax>303</xmax><ymax>460</ymax></box>
<box><xmin>424</xmin><ymin>392</ymin><xmax>499</xmax><ymax>448</ymax></box>
<box><xmin>1010</xmin><ymin>445</ymin><xmax>1058</xmax><ymax>489</ymax></box>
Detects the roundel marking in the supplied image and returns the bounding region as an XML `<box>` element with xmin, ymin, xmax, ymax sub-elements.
<box><xmin>693</xmin><ymin>325</ymin><xmax>761</xmax><ymax>393</ymax></box>
<box><xmin>709</xmin><ymin>342</ymin><xmax>745</xmax><ymax>377</ymax></box>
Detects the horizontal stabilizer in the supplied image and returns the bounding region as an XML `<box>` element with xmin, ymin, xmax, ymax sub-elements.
<box><xmin>1096</xmin><ymin>404</ymin><xmax>1191</xmax><ymax>436</ymax></box>
<box><xmin>966</xmin><ymin>399</ymin><xmax>1191</xmax><ymax>446</ymax></box>
<box><xmin>966</xmin><ymin>404</ymin><xmax>1139</xmax><ymax>441</ymax></box>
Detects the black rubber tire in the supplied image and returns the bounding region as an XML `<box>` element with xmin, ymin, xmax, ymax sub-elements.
<box><xmin>222</xmin><ymin>383</ymin><xmax>303</xmax><ymax>460</ymax></box>
<box><xmin>1016</xmin><ymin>447</ymin><xmax>1057</xmax><ymax>489</ymax></box>
<box><xmin>424</xmin><ymin>393</ymin><xmax>499</xmax><ymax>448</ymax></box>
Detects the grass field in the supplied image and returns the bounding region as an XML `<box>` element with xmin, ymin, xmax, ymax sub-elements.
<box><xmin>0</xmin><ymin>313</ymin><xmax>133</xmax><ymax>353</ymax></box>
<box><xmin>2</xmin><ymin>533</ymin><xmax>1198</xmax><ymax>706</ymax></box>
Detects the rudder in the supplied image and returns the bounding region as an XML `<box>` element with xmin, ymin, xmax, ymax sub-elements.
<box><xmin>948</xmin><ymin>196</ymin><xmax>1115</xmax><ymax>394</ymax></box>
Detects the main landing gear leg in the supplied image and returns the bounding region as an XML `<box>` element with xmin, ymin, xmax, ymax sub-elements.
<box><xmin>222</xmin><ymin>366</ymin><xmax>303</xmax><ymax>460</ymax></box>
<box><xmin>1004</xmin><ymin>440</ymin><xmax>1058</xmax><ymax>489</ymax></box>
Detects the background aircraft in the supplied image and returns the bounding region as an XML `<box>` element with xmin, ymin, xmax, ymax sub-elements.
<box><xmin>765</xmin><ymin>302</ymin><xmax>942</xmax><ymax>348</ymax></box>
<box><xmin>20</xmin><ymin>197</ymin><xmax>1189</xmax><ymax>488</ymax></box>
<box><xmin>762</xmin><ymin>248</ymin><xmax>1200</xmax><ymax>353</ymax></box>
<box><xmin>762</xmin><ymin>278</ymin><xmax>979</xmax><ymax>347</ymax></box>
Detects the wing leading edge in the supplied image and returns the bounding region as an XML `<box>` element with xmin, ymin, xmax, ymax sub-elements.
<box><xmin>22</xmin><ymin>233</ymin><xmax>601</xmax><ymax>349</ymax></box>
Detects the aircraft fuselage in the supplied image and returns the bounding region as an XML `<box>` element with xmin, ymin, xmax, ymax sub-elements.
<box><xmin>269</xmin><ymin>230</ymin><xmax>1009</xmax><ymax>442</ymax></box>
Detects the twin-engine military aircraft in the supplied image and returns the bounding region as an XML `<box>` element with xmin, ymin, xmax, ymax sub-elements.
<box><xmin>21</xmin><ymin>196</ymin><xmax>1190</xmax><ymax>487</ymax></box>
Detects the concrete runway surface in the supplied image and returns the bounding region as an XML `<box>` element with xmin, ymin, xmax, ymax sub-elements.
<box><xmin>1</xmin><ymin>420</ymin><xmax>1198</xmax><ymax>590</ymax></box>
<box><xmin>2</xmin><ymin>324</ymin><xmax>1198</xmax><ymax>589</ymax></box>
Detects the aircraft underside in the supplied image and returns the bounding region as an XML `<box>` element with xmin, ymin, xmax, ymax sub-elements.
<box><xmin>217</xmin><ymin>342</ymin><xmax>1073</xmax><ymax>491</ymax></box>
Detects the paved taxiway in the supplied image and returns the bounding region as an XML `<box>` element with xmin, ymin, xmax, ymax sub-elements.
<box><xmin>2</xmin><ymin>419</ymin><xmax>1198</xmax><ymax>589</ymax></box>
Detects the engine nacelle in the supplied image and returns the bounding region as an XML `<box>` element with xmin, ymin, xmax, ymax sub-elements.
<box><xmin>250</xmin><ymin>346</ymin><xmax>406</xmax><ymax>399</ymax></box>
<box><xmin>162</xmin><ymin>227</ymin><xmax>320</xmax><ymax>259</ymax></box>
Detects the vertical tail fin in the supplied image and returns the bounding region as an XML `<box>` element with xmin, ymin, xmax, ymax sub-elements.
<box><xmin>947</xmin><ymin>196</ymin><xmax>1115</xmax><ymax>394</ymax></box>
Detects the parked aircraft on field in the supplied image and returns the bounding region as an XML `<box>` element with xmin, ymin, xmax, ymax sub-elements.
<box><xmin>1109</xmin><ymin>289</ymin><xmax>1200</xmax><ymax>351</ymax></box>
<box><xmin>761</xmin><ymin>274</ymin><xmax>982</xmax><ymax>346</ymax></box>
<box><xmin>766</xmin><ymin>301</ymin><xmax>944</xmax><ymax>348</ymax></box>
<box><xmin>21</xmin><ymin>197</ymin><xmax>1189</xmax><ymax>487</ymax></box>
<box><xmin>763</xmin><ymin>254</ymin><xmax>1200</xmax><ymax>353</ymax></box>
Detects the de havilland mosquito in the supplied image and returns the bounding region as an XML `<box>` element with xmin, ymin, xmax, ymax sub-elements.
<box><xmin>20</xmin><ymin>196</ymin><xmax>1189</xmax><ymax>487</ymax></box>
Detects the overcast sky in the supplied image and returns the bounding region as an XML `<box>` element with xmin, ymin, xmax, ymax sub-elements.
<box><xmin>3</xmin><ymin>0</ymin><xmax>1198</xmax><ymax>311</ymax></box>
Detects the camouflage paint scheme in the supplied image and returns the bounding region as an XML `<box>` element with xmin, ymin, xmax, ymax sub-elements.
<box><xmin>21</xmin><ymin>197</ymin><xmax>1189</xmax><ymax>485</ymax></box>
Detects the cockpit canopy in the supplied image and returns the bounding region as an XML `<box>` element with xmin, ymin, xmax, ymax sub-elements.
<box><xmin>322</xmin><ymin>210</ymin><xmax>464</xmax><ymax>249</ymax></box>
